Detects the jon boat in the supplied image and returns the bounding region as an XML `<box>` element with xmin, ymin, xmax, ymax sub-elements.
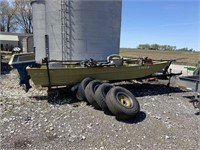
<box><xmin>27</xmin><ymin>61</ymin><xmax>169</xmax><ymax>87</ymax></box>
<box><xmin>9</xmin><ymin>53</ymin><xmax>175</xmax><ymax>91</ymax></box>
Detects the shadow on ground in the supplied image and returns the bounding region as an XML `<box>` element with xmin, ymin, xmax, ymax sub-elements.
<box><xmin>119</xmin><ymin>81</ymin><xmax>183</xmax><ymax>97</ymax></box>
<box><xmin>30</xmin><ymin>88</ymin><xmax>80</xmax><ymax>106</ymax></box>
<box><xmin>116</xmin><ymin>111</ymin><xmax>146</xmax><ymax>124</ymax></box>
<box><xmin>29</xmin><ymin>81</ymin><xmax>184</xmax><ymax>110</ymax></box>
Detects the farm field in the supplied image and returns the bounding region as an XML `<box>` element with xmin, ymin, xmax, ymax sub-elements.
<box><xmin>120</xmin><ymin>49</ymin><xmax>200</xmax><ymax>66</ymax></box>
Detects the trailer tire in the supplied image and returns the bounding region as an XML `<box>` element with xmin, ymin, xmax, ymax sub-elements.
<box><xmin>76</xmin><ymin>77</ymin><xmax>93</xmax><ymax>101</ymax></box>
<box><xmin>85</xmin><ymin>80</ymin><xmax>102</xmax><ymax>109</ymax></box>
<box><xmin>95</xmin><ymin>83</ymin><xmax>113</xmax><ymax>111</ymax></box>
<box><xmin>106</xmin><ymin>86</ymin><xmax>140</xmax><ymax>120</ymax></box>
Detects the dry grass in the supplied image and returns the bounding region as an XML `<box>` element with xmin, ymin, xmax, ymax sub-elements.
<box><xmin>120</xmin><ymin>48</ymin><xmax>200</xmax><ymax>66</ymax></box>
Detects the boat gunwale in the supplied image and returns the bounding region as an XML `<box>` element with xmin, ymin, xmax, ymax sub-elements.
<box><xmin>26</xmin><ymin>61</ymin><xmax>169</xmax><ymax>70</ymax></box>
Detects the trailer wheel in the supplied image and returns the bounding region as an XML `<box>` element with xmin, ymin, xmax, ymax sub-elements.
<box><xmin>76</xmin><ymin>77</ymin><xmax>93</xmax><ymax>101</ymax></box>
<box><xmin>85</xmin><ymin>80</ymin><xmax>102</xmax><ymax>109</ymax></box>
<box><xmin>106</xmin><ymin>86</ymin><xmax>140</xmax><ymax>120</ymax></box>
<box><xmin>95</xmin><ymin>83</ymin><xmax>113</xmax><ymax>111</ymax></box>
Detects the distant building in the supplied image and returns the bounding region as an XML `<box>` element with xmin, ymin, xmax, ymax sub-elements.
<box><xmin>0</xmin><ymin>32</ymin><xmax>34</xmax><ymax>53</ymax></box>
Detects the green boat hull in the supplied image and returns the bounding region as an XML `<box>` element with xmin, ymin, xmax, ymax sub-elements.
<box><xmin>27</xmin><ymin>61</ymin><xmax>169</xmax><ymax>87</ymax></box>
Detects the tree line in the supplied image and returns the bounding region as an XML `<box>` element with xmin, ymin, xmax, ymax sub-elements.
<box><xmin>0</xmin><ymin>0</ymin><xmax>32</xmax><ymax>33</ymax></box>
<box><xmin>137</xmin><ymin>44</ymin><xmax>195</xmax><ymax>51</ymax></box>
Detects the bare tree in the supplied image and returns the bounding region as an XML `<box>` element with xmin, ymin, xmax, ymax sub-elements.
<box><xmin>0</xmin><ymin>0</ymin><xmax>17</xmax><ymax>32</ymax></box>
<box><xmin>14</xmin><ymin>0</ymin><xmax>32</xmax><ymax>33</ymax></box>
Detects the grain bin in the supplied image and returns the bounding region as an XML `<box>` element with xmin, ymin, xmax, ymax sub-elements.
<box><xmin>31</xmin><ymin>0</ymin><xmax>46</xmax><ymax>63</ymax></box>
<box><xmin>31</xmin><ymin>0</ymin><xmax>122</xmax><ymax>63</ymax></box>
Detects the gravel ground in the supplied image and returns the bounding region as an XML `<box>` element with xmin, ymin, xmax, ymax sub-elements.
<box><xmin>0</xmin><ymin>69</ymin><xmax>200</xmax><ymax>150</ymax></box>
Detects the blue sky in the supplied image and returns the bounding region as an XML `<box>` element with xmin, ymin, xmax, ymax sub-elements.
<box><xmin>120</xmin><ymin>0</ymin><xmax>200</xmax><ymax>51</ymax></box>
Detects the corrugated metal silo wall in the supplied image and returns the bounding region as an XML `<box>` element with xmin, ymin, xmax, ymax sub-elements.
<box><xmin>67</xmin><ymin>0</ymin><xmax>122</xmax><ymax>60</ymax></box>
<box><xmin>31</xmin><ymin>0</ymin><xmax>46</xmax><ymax>63</ymax></box>
<box><xmin>45</xmin><ymin>0</ymin><xmax>62</xmax><ymax>61</ymax></box>
<box><xmin>32</xmin><ymin>0</ymin><xmax>122</xmax><ymax>62</ymax></box>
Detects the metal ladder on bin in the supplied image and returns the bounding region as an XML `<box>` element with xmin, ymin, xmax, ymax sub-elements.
<box><xmin>61</xmin><ymin>0</ymin><xmax>72</xmax><ymax>61</ymax></box>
